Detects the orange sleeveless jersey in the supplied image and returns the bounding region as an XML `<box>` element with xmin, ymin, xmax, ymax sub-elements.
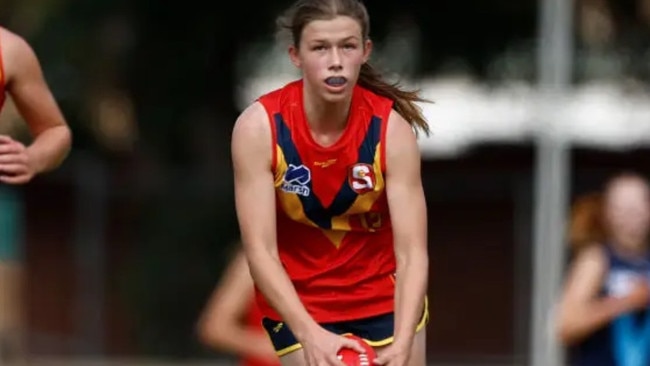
<box><xmin>256</xmin><ymin>80</ymin><xmax>396</xmax><ymax>323</ymax></box>
<box><xmin>0</xmin><ymin>33</ymin><xmax>7</xmax><ymax>110</ymax></box>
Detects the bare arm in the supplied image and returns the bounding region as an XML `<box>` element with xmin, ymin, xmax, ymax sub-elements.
<box><xmin>231</xmin><ymin>103</ymin><xmax>319</xmax><ymax>341</ymax></box>
<box><xmin>555</xmin><ymin>245</ymin><xmax>647</xmax><ymax>345</ymax></box>
<box><xmin>196</xmin><ymin>248</ymin><xmax>276</xmax><ymax>360</ymax></box>
<box><xmin>1</xmin><ymin>28</ymin><xmax>71</xmax><ymax>183</ymax></box>
<box><xmin>384</xmin><ymin>111</ymin><xmax>429</xmax><ymax>349</ymax></box>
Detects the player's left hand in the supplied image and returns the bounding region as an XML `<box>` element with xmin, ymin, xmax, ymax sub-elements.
<box><xmin>0</xmin><ymin>135</ymin><xmax>36</xmax><ymax>185</ymax></box>
<box><xmin>372</xmin><ymin>341</ymin><xmax>411</xmax><ymax>366</ymax></box>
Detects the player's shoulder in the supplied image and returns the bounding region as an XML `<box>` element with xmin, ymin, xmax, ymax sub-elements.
<box><xmin>383</xmin><ymin>109</ymin><xmax>421</xmax><ymax>171</ymax></box>
<box><xmin>570</xmin><ymin>243</ymin><xmax>608</xmax><ymax>273</ymax></box>
<box><xmin>386</xmin><ymin>109</ymin><xmax>416</xmax><ymax>141</ymax></box>
<box><xmin>576</xmin><ymin>243</ymin><xmax>606</xmax><ymax>259</ymax></box>
<box><xmin>231</xmin><ymin>101</ymin><xmax>273</xmax><ymax>153</ymax></box>
<box><xmin>0</xmin><ymin>27</ymin><xmax>40</xmax><ymax>82</ymax></box>
<box><xmin>0</xmin><ymin>27</ymin><xmax>34</xmax><ymax>58</ymax></box>
<box><xmin>233</xmin><ymin>101</ymin><xmax>269</xmax><ymax>135</ymax></box>
<box><xmin>0</xmin><ymin>27</ymin><xmax>22</xmax><ymax>44</ymax></box>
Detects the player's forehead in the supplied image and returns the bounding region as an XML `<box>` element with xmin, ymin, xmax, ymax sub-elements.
<box><xmin>301</xmin><ymin>16</ymin><xmax>362</xmax><ymax>44</ymax></box>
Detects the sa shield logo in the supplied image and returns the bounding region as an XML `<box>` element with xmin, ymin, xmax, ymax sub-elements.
<box><xmin>348</xmin><ymin>163</ymin><xmax>376</xmax><ymax>194</ymax></box>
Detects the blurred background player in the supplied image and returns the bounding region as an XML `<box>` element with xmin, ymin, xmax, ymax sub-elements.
<box><xmin>197</xmin><ymin>245</ymin><xmax>280</xmax><ymax>366</ymax></box>
<box><xmin>0</xmin><ymin>26</ymin><xmax>72</xmax><ymax>363</ymax></box>
<box><xmin>556</xmin><ymin>172</ymin><xmax>650</xmax><ymax>366</ymax></box>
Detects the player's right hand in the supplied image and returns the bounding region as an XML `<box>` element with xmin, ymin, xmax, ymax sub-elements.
<box><xmin>301</xmin><ymin>327</ymin><xmax>366</xmax><ymax>366</ymax></box>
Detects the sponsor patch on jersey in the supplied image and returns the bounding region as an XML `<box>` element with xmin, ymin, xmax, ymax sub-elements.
<box><xmin>282</xmin><ymin>164</ymin><xmax>311</xmax><ymax>197</ymax></box>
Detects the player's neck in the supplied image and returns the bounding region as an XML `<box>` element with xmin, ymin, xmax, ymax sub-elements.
<box><xmin>303</xmin><ymin>87</ymin><xmax>352</xmax><ymax>134</ymax></box>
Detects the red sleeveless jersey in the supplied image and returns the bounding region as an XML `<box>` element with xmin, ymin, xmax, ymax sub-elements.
<box><xmin>256</xmin><ymin>80</ymin><xmax>396</xmax><ymax>323</ymax></box>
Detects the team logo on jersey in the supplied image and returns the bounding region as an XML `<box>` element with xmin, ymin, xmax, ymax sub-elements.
<box><xmin>282</xmin><ymin>164</ymin><xmax>311</xmax><ymax>197</ymax></box>
<box><xmin>348</xmin><ymin>163</ymin><xmax>376</xmax><ymax>194</ymax></box>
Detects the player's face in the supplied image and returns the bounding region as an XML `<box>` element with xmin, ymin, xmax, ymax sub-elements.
<box><xmin>289</xmin><ymin>16</ymin><xmax>371</xmax><ymax>103</ymax></box>
<box><xmin>604</xmin><ymin>179</ymin><xmax>650</xmax><ymax>249</ymax></box>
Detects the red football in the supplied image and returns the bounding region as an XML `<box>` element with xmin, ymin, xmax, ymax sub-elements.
<box><xmin>337</xmin><ymin>335</ymin><xmax>376</xmax><ymax>366</ymax></box>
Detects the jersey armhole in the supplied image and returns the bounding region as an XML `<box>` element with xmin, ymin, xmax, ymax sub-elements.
<box><xmin>379</xmin><ymin>102</ymin><xmax>393</xmax><ymax>173</ymax></box>
<box><xmin>258</xmin><ymin>99</ymin><xmax>278</xmax><ymax>173</ymax></box>
<box><xmin>0</xmin><ymin>31</ymin><xmax>6</xmax><ymax>93</ymax></box>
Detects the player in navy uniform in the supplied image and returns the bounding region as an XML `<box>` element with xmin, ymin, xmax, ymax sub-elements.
<box><xmin>556</xmin><ymin>172</ymin><xmax>650</xmax><ymax>365</ymax></box>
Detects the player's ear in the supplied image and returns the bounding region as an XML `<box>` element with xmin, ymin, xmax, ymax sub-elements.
<box><xmin>362</xmin><ymin>39</ymin><xmax>372</xmax><ymax>63</ymax></box>
<box><xmin>289</xmin><ymin>45</ymin><xmax>302</xmax><ymax>68</ymax></box>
